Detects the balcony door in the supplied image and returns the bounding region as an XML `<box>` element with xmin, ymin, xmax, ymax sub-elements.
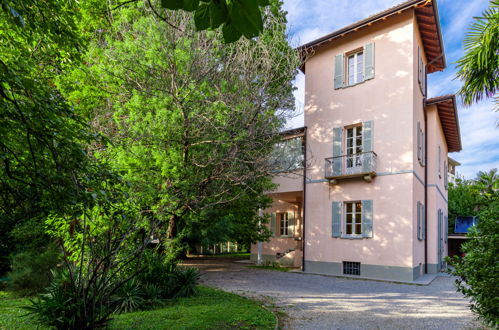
<box><xmin>346</xmin><ymin>126</ymin><xmax>363</xmax><ymax>174</ymax></box>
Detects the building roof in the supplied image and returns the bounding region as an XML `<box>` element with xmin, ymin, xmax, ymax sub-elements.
<box><xmin>448</xmin><ymin>157</ymin><xmax>461</xmax><ymax>166</ymax></box>
<box><xmin>298</xmin><ymin>0</ymin><xmax>446</xmax><ymax>74</ymax></box>
<box><xmin>280</xmin><ymin>127</ymin><xmax>306</xmax><ymax>139</ymax></box>
<box><xmin>426</xmin><ymin>95</ymin><xmax>462</xmax><ymax>153</ymax></box>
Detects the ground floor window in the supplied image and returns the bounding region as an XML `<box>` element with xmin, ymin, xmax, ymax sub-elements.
<box><xmin>279</xmin><ymin>212</ymin><xmax>289</xmax><ymax>236</ymax></box>
<box><xmin>345</xmin><ymin>201</ymin><xmax>362</xmax><ymax>236</ymax></box>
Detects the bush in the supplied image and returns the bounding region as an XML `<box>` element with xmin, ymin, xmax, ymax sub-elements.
<box><xmin>7</xmin><ymin>244</ymin><xmax>60</xmax><ymax>295</ymax></box>
<box><xmin>171</xmin><ymin>266</ymin><xmax>200</xmax><ymax>298</ymax></box>
<box><xmin>448</xmin><ymin>198</ymin><xmax>499</xmax><ymax>326</ymax></box>
<box><xmin>112</xmin><ymin>279</ymin><xmax>145</xmax><ymax>314</ymax></box>
<box><xmin>135</xmin><ymin>251</ymin><xmax>200</xmax><ymax>299</ymax></box>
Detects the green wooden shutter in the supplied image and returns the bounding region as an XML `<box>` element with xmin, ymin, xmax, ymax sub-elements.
<box><xmin>362</xmin><ymin>200</ymin><xmax>373</xmax><ymax>238</ymax></box>
<box><xmin>363</xmin><ymin>42</ymin><xmax>375</xmax><ymax>80</ymax></box>
<box><xmin>287</xmin><ymin>211</ymin><xmax>295</xmax><ymax>237</ymax></box>
<box><xmin>417</xmin><ymin>122</ymin><xmax>421</xmax><ymax>163</ymax></box>
<box><xmin>421</xmin><ymin>131</ymin><xmax>425</xmax><ymax>167</ymax></box>
<box><xmin>422</xmin><ymin>64</ymin><xmax>426</xmax><ymax>96</ymax></box>
<box><xmin>417</xmin><ymin>201</ymin><xmax>421</xmax><ymax>241</ymax></box>
<box><xmin>362</xmin><ymin>121</ymin><xmax>374</xmax><ymax>173</ymax></box>
<box><xmin>422</xmin><ymin>204</ymin><xmax>425</xmax><ymax>240</ymax></box>
<box><xmin>332</xmin><ymin>127</ymin><xmax>343</xmax><ymax>176</ymax></box>
<box><xmin>332</xmin><ymin>202</ymin><xmax>341</xmax><ymax>237</ymax></box>
<box><xmin>270</xmin><ymin>213</ymin><xmax>276</xmax><ymax>237</ymax></box>
<box><xmin>334</xmin><ymin>54</ymin><xmax>344</xmax><ymax>89</ymax></box>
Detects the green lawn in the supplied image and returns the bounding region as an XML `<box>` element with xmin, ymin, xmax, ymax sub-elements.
<box><xmin>0</xmin><ymin>286</ymin><xmax>275</xmax><ymax>330</ymax></box>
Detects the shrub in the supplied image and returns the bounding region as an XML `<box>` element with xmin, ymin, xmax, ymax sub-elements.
<box><xmin>448</xmin><ymin>198</ymin><xmax>499</xmax><ymax>326</ymax></box>
<box><xmin>7</xmin><ymin>244</ymin><xmax>60</xmax><ymax>295</ymax></box>
<box><xmin>135</xmin><ymin>251</ymin><xmax>200</xmax><ymax>299</ymax></box>
<box><xmin>171</xmin><ymin>266</ymin><xmax>200</xmax><ymax>298</ymax></box>
<box><xmin>112</xmin><ymin>279</ymin><xmax>145</xmax><ymax>314</ymax></box>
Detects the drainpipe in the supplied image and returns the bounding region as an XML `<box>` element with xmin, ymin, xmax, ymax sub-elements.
<box><xmin>301</xmin><ymin>127</ymin><xmax>308</xmax><ymax>271</ymax></box>
<box><xmin>424</xmin><ymin>96</ymin><xmax>428</xmax><ymax>274</ymax></box>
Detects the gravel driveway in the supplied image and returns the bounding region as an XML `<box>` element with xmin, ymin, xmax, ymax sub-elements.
<box><xmin>184</xmin><ymin>257</ymin><xmax>480</xmax><ymax>330</ymax></box>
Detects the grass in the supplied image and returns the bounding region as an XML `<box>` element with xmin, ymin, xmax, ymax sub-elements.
<box><xmin>248</xmin><ymin>265</ymin><xmax>290</xmax><ymax>272</ymax></box>
<box><xmin>0</xmin><ymin>291</ymin><xmax>49</xmax><ymax>330</ymax></box>
<box><xmin>0</xmin><ymin>286</ymin><xmax>275</xmax><ymax>330</ymax></box>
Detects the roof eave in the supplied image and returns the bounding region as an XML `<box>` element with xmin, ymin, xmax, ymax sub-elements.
<box><xmin>426</xmin><ymin>95</ymin><xmax>462</xmax><ymax>153</ymax></box>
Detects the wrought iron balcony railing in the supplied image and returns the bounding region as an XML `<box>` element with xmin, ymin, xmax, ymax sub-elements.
<box><xmin>325</xmin><ymin>151</ymin><xmax>377</xmax><ymax>182</ymax></box>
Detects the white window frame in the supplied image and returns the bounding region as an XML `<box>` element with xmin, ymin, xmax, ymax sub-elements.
<box><xmin>345</xmin><ymin>125</ymin><xmax>363</xmax><ymax>171</ymax></box>
<box><xmin>279</xmin><ymin>212</ymin><xmax>290</xmax><ymax>237</ymax></box>
<box><xmin>347</xmin><ymin>50</ymin><xmax>364</xmax><ymax>85</ymax></box>
<box><xmin>344</xmin><ymin>201</ymin><xmax>363</xmax><ymax>238</ymax></box>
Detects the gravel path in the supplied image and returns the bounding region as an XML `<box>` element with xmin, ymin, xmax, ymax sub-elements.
<box><xmin>184</xmin><ymin>258</ymin><xmax>481</xmax><ymax>330</ymax></box>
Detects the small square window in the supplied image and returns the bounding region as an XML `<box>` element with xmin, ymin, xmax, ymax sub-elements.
<box><xmin>343</xmin><ymin>261</ymin><xmax>361</xmax><ymax>276</ymax></box>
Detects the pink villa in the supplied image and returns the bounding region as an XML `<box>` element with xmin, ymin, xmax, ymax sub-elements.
<box><xmin>251</xmin><ymin>0</ymin><xmax>462</xmax><ymax>282</ymax></box>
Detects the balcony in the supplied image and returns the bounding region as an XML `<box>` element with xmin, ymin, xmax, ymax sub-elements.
<box><xmin>325</xmin><ymin>151</ymin><xmax>377</xmax><ymax>183</ymax></box>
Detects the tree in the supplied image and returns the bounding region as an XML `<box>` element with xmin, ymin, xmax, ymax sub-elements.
<box><xmin>0</xmin><ymin>0</ymin><xmax>97</xmax><ymax>273</ymax></box>
<box><xmin>448</xmin><ymin>170</ymin><xmax>499</xmax><ymax>326</ymax></box>
<box><xmin>448</xmin><ymin>179</ymin><xmax>480</xmax><ymax>234</ymax></box>
<box><xmin>456</xmin><ymin>0</ymin><xmax>499</xmax><ymax>108</ymax></box>
<box><xmin>59</xmin><ymin>0</ymin><xmax>298</xmax><ymax>258</ymax></box>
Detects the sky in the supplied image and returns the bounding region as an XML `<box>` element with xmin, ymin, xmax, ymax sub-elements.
<box><xmin>281</xmin><ymin>0</ymin><xmax>498</xmax><ymax>179</ymax></box>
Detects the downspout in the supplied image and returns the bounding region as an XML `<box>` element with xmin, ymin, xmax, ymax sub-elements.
<box><xmin>424</xmin><ymin>94</ymin><xmax>428</xmax><ymax>274</ymax></box>
<box><xmin>301</xmin><ymin>127</ymin><xmax>308</xmax><ymax>271</ymax></box>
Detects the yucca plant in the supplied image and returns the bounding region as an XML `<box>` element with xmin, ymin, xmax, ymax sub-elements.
<box><xmin>112</xmin><ymin>279</ymin><xmax>145</xmax><ymax>314</ymax></box>
<box><xmin>456</xmin><ymin>1</ymin><xmax>499</xmax><ymax>108</ymax></box>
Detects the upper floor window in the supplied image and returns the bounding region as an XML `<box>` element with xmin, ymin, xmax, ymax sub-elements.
<box><xmin>334</xmin><ymin>42</ymin><xmax>375</xmax><ymax>89</ymax></box>
<box><xmin>347</xmin><ymin>50</ymin><xmax>364</xmax><ymax>85</ymax></box>
<box><xmin>346</xmin><ymin>125</ymin><xmax>363</xmax><ymax>169</ymax></box>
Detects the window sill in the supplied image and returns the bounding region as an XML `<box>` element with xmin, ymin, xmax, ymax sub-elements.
<box><xmin>340</xmin><ymin>235</ymin><xmax>365</xmax><ymax>239</ymax></box>
<box><xmin>335</xmin><ymin>77</ymin><xmax>374</xmax><ymax>90</ymax></box>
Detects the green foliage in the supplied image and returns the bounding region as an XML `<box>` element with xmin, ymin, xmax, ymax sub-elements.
<box><xmin>109</xmin><ymin>286</ymin><xmax>276</xmax><ymax>329</ymax></box>
<box><xmin>0</xmin><ymin>0</ymin><xmax>106</xmax><ymax>273</ymax></box>
<box><xmin>448</xmin><ymin>198</ymin><xmax>499</xmax><ymax>327</ymax></box>
<box><xmin>6</xmin><ymin>244</ymin><xmax>60</xmax><ymax>296</ymax></box>
<box><xmin>162</xmin><ymin>0</ymin><xmax>270</xmax><ymax>42</ymax></box>
<box><xmin>448</xmin><ymin>169</ymin><xmax>498</xmax><ymax>326</ymax></box>
<box><xmin>113</xmin><ymin>280</ymin><xmax>146</xmax><ymax>314</ymax></box>
<box><xmin>172</xmin><ymin>266</ymin><xmax>200</xmax><ymax>298</ymax></box>
<box><xmin>59</xmin><ymin>0</ymin><xmax>297</xmax><ymax>257</ymax></box>
<box><xmin>135</xmin><ymin>251</ymin><xmax>200</xmax><ymax>299</ymax></box>
<box><xmin>1</xmin><ymin>286</ymin><xmax>276</xmax><ymax>330</ymax></box>
<box><xmin>456</xmin><ymin>0</ymin><xmax>499</xmax><ymax>108</ymax></box>
<box><xmin>448</xmin><ymin>179</ymin><xmax>480</xmax><ymax>233</ymax></box>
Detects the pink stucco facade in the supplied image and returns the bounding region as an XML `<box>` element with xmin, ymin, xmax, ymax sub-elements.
<box><xmin>251</xmin><ymin>1</ymin><xmax>459</xmax><ymax>282</ymax></box>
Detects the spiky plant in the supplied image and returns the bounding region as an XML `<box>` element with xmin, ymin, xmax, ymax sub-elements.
<box><xmin>456</xmin><ymin>1</ymin><xmax>499</xmax><ymax>108</ymax></box>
